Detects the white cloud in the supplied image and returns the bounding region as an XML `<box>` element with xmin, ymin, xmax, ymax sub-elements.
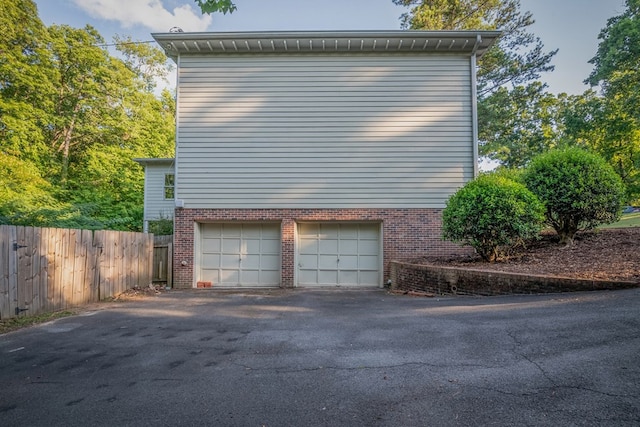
<box><xmin>72</xmin><ymin>0</ymin><xmax>212</xmax><ymax>32</ymax></box>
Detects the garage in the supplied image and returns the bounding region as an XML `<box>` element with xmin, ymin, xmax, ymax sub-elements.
<box><xmin>199</xmin><ymin>223</ymin><xmax>281</xmax><ymax>288</ymax></box>
<box><xmin>297</xmin><ymin>223</ymin><xmax>381</xmax><ymax>287</ymax></box>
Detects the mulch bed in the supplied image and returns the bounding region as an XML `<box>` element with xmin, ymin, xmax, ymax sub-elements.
<box><xmin>415</xmin><ymin>228</ymin><xmax>640</xmax><ymax>283</ymax></box>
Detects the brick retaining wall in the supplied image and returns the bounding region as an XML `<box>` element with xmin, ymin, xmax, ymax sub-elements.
<box><xmin>389</xmin><ymin>261</ymin><xmax>638</xmax><ymax>296</ymax></box>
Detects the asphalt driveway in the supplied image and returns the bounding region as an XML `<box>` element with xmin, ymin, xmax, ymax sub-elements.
<box><xmin>1</xmin><ymin>288</ymin><xmax>639</xmax><ymax>426</ymax></box>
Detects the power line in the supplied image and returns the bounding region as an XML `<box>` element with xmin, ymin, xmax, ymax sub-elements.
<box><xmin>97</xmin><ymin>40</ymin><xmax>156</xmax><ymax>47</ymax></box>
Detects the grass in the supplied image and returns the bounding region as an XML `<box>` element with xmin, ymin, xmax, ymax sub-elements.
<box><xmin>0</xmin><ymin>310</ymin><xmax>77</xmax><ymax>335</ymax></box>
<box><xmin>599</xmin><ymin>212</ymin><xmax>640</xmax><ymax>229</ymax></box>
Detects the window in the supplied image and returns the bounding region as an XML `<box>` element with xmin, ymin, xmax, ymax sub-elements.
<box><xmin>164</xmin><ymin>174</ymin><xmax>174</xmax><ymax>199</ymax></box>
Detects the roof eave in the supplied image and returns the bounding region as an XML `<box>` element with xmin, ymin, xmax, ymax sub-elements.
<box><xmin>152</xmin><ymin>30</ymin><xmax>501</xmax><ymax>61</ymax></box>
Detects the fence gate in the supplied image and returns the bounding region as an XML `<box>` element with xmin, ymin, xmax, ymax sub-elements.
<box><xmin>153</xmin><ymin>235</ymin><xmax>173</xmax><ymax>288</ymax></box>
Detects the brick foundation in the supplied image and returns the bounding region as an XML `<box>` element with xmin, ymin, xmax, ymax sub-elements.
<box><xmin>173</xmin><ymin>208</ymin><xmax>466</xmax><ymax>289</ymax></box>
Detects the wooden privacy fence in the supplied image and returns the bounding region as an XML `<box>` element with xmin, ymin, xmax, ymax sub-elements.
<box><xmin>0</xmin><ymin>225</ymin><xmax>153</xmax><ymax>320</ymax></box>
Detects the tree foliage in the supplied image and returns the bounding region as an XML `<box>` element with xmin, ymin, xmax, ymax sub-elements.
<box><xmin>479</xmin><ymin>82</ymin><xmax>569</xmax><ymax>168</ymax></box>
<box><xmin>194</xmin><ymin>0</ymin><xmax>237</xmax><ymax>14</ymax></box>
<box><xmin>523</xmin><ymin>148</ymin><xmax>626</xmax><ymax>244</ymax></box>
<box><xmin>581</xmin><ymin>0</ymin><xmax>640</xmax><ymax>202</ymax></box>
<box><xmin>392</xmin><ymin>0</ymin><xmax>557</xmax><ymax>96</ymax></box>
<box><xmin>442</xmin><ymin>174</ymin><xmax>545</xmax><ymax>262</ymax></box>
<box><xmin>0</xmin><ymin>0</ymin><xmax>175</xmax><ymax>230</ymax></box>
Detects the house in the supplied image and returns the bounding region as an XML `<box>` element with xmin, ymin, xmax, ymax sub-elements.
<box><xmin>133</xmin><ymin>158</ymin><xmax>175</xmax><ymax>233</ymax></box>
<box><xmin>152</xmin><ymin>30</ymin><xmax>500</xmax><ymax>289</ymax></box>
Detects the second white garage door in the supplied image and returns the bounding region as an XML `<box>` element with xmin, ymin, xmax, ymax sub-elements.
<box><xmin>199</xmin><ymin>223</ymin><xmax>280</xmax><ymax>288</ymax></box>
<box><xmin>297</xmin><ymin>223</ymin><xmax>381</xmax><ymax>287</ymax></box>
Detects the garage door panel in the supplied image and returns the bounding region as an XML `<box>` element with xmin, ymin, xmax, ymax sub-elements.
<box><xmin>220</xmin><ymin>270</ymin><xmax>240</xmax><ymax>284</ymax></box>
<box><xmin>319</xmin><ymin>270</ymin><xmax>338</xmax><ymax>283</ymax></box>
<box><xmin>359</xmin><ymin>240</ymin><xmax>379</xmax><ymax>254</ymax></box>
<box><xmin>261</xmin><ymin>239</ymin><xmax>281</xmax><ymax>253</ymax></box>
<box><xmin>221</xmin><ymin>254</ymin><xmax>240</xmax><ymax>268</ymax></box>
<box><xmin>299</xmin><ymin>254</ymin><xmax>318</xmax><ymax>269</ymax></box>
<box><xmin>319</xmin><ymin>224</ymin><xmax>339</xmax><ymax>238</ymax></box>
<box><xmin>202</xmin><ymin>226</ymin><xmax>221</xmax><ymax>238</ymax></box>
<box><xmin>359</xmin><ymin>225</ymin><xmax>379</xmax><ymax>238</ymax></box>
<box><xmin>202</xmin><ymin>254</ymin><xmax>221</xmax><ymax>266</ymax></box>
<box><xmin>298</xmin><ymin>223</ymin><xmax>318</xmax><ymax>236</ymax></box>
<box><xmin>319</xmin><ymin>255</ymin><xmax>338</xmax><ymax>269</ymax></box>
<box><xmin>339</xmin><ymin>255</ymin><xmax>358</xmax><ymax>269</ymax></box>
<box><xmin>242</xmin><ymin>254</ymin><xmax>261</xmax><ymax>269</ymax></box>
<box><xmin>222</xmin><ymin>224</ymin><xmax>241</xmax><ymax>237</ymax></box>
<box><xmin>359</xmin><ymin>255</ymin><xmax>379</xmax><ymax>270</ymax></box>
<box><xmin>241</xmin><ymin>270</ymin><xmax>260</xmax><ymax>283</ymax></box>
<box><xmin>222</xmin><ymin>239</ymin><xmax>240</xmax><ymax>253</ymax></box>
<box><xmin>359</xmin><ymin>271</ymin><xmax>379</xmax><ymax>284</ymax></box>
<box><xmin>340</xmin><ymin>240</ymin><xmax>358</xmax><ymax>254</ymax></box>
<box><xmin>319</xmin><ymin>239</ymin><xmax>338</xmax><ymax>253</ymax></box>
<box><xmin>261</xmin><ymin>270</ymin><xmax>280</xmax><ymax>283</ymax></box>
<box><xmin>299</xmin><ymin>239</ymin><xmax>318</xmax><ymax>254</ymax></box>
<box><xmin>338</xmin><ymin>270</ymin><xmax>358</xmax><ymax>284</ymax></box>
<box><xmin>200</xmin><ymin>269</ymin><xmax>220</xmax><ymax>283</ymax></box>
<box><xmin>339</xmin><ymin>228</ymin><xmax>358</xmax><ymax>238</ymax></box>
<box><xmin>299</xmin><ymin>269</ymin><xmax>317</xmax><ymax>283</ymax></box>
<box><xmin>244</xmin><ymin>239</ymin><xmax>261</xmax><ymax>253</ymax></box>
<box><xmin>261</xmin><ymin>227</ymin><xmax>280</xmax><ymax>238</ymax></box>
<box><xmin>202</xmin><ymin>238</ymin><xmax>221</xmax><ymax>252</ymax></box>
<box><xmin>262</xmin><ymin>254</ymin><xmax>281</xmax><ymax>267</ymax></box>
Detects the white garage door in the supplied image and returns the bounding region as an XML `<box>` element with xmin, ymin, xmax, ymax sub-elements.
<box><xmin>199</xmin><ymin>223</ymin><xmax>280</xmax><ymax>288</ymax></box>
<box><xmin>297</xmin><ymin>223</ymin><xmax>380</xmax><ymax>287</ymax></box>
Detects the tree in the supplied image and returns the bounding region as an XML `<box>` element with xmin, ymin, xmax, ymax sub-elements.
<box><xmin>582</xmin><ymin>0</ymin><xmax>640</xmax><ymax>202</ymax></box>
<box><xmin>194</xmin><ymin>0</ymin><xmax>237</xmax><ymax>14</ymax></box>
<box><xmin>586</xmin><ymin>0</ymin><xmax>640</xmax><ymax>113</ymax></box>
<box><xmin>479</xmin><ymin>82</ymin><xmax>567</xmax><ymax>167</ymax></box>
<box><xmin>522</xmin><ymin>148</ymin><xmax>626</xmax><ymax>245</ymax></box>
<box><xmin>392</xmin><ymin>0</ymin><xmax>557</xmax><ymax>96</ymax></box>
<box><xmin>442</xmin><ymin>173</ymin><xmax>545</xmax><ymax>262</ymax></box>
<box><xmin>0</xmin><ymin>0</ymin><xmax>55</xmax><ymax>167</ymax></box>
<box><xmin>46</xmin><ymin>24</ymin><xmax>117</xmax><ymax>185</ymax></box>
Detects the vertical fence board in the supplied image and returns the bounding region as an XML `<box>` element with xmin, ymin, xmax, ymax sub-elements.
<box><xmin>7</xmin><ymin>226</ymin><xmax>18</xmax><ymax>319</ymax></box>
<box><xmin>94</xmin><ymin>230</ymin><xmax>105</xmax><ymax>300</ymax></box>
<box><xmin>30</xmin><ymin>226</ymin><xmax>43</xmax><ymax>316</ymax></box>
<box><xmin>38</xmin><ymin>228</ymin><xmax>49</xmax><ymax>315</ymax></box>
<box><xmin>83</xmin><ymin>229</ymin><xmax>95</xmax><ymax>303</ymax></box>
<box><xmin>146</xmin><ymin>234</ymin><xmax>154</xmax><ymax>287</ymax></box>
<box><xmin>0</xmin><ymin>226</ymin><xmax>11</xmax><ymax>319</ymax></box>
<box><xmin>16</xmin><ymin>227</ymin><xmax>31</xmax><ymax>316</ymax></box>
<box><xmin>45</xmin><ymin>227</ymin><xmax>55</xmax><ymax>313</ymax></box>
<box><xmin>167</xmin><ymin>242</ymin><xmax>173</xmax><ymax>289</ymax></box>
<box><xmin>54</xmin><ymin>228</ymin><xmax>65</xmax><ymax>312</ymax></box>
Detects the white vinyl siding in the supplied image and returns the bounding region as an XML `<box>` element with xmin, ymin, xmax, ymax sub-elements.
<box><xmin>143</xmin><ymin>162</ymin><xmax>175</xmax><ymax>222</ymax></box>
<box><xmin>177</xmin><ymin>54</ymin><xmax>473</xmax><ymax>209</ymax></box>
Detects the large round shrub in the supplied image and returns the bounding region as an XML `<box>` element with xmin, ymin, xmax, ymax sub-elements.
<box><xmin>442</xmin><ymin>174</ymin><xmax>545</xmax><ymax>262</ymax></box>
<box><xmin>523</xmin><ymin>148</ymin><xmax>626</xmax><ymax>244</ymax></box>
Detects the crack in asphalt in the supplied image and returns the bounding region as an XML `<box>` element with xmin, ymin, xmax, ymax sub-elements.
<box><xmin>232</xmin><ymin>360</ymin><xmax>490</xmax><ymax>374</ymax></box>
<box><xmin>504</xmin><ymin>329</ymin><xmax>639</xmax><ymax>399</ymax></box>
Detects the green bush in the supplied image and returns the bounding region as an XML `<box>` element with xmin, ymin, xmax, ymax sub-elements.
<box><xmin>523</xmin><ymin>148</ymin><xmax>626</xmax><ymax>244</ymax></box>
<box><xmin>442</xmin><ymin>174</ymin><xmax>545</xmax><ymax>262</ymax></box>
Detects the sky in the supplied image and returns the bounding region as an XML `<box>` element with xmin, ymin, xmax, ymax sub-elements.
<box><xmin>33</xmin><ymin>0</ymin><xmax>626</xmax><ymax>95</ymax></box>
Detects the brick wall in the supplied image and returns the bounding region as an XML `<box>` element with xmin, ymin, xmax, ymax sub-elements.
<box><xmin>173</xmin><ymin>208</ymin><xmax>466</xmax><ymax>288</ymax></box>
<box><xmin>389</xmin><ymin>261</ymin><xmax>638</xmax><ymax>296</ymax></box>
